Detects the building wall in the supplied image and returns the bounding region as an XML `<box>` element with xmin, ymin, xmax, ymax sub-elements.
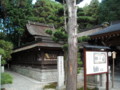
<box><xmin>11</xmin><ymin>49</ymin><xmax>41</xmax><ymax>67</ymax></box>
<box><xmin>11</xmin><ymin>47</ymin><xmax>64</xmax><ymax>69</ymax></box>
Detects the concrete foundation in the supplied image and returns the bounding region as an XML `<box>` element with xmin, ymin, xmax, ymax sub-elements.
<box><xmin>11</xmin><ymin>65</ymin><xmax>57</xmax><ymax>82</ymax></box>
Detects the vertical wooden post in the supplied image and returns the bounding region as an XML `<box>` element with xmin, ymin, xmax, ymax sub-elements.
<box><xmin>84</xmin><ymin>48</ymin><xmax>87</xmax><ymax>90</ymax></box>
<box><xmin>106</xmin><ymin>73</ymin><xmax>109</xmax><ymax>90</ymax></box>
<box><xmin>112</xmin><ymin>51</ymin><xmax>116</xmax><ymax>88</ymax></box>
<box><xmin>106</xmin><ymin>52</ymin><xmax>109</xmax><ymax>90</ymax></box>
<box><xmin>112</xmin><ymin>58</ymin><xmax>115</xmax><ymax>88</ymax></box>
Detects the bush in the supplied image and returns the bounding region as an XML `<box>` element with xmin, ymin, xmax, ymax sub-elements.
<box><xmin>0</xmin><ymin>40</ymin><xmax>13</xmax><ymax>66</ymax></box>
<box><xmin>1</xmin><ymin>60</ymin><xmax>7</xmax><ymax>65</ymax></box>
<box><xmin>1</xmin><ymin>73</ymin><xmax>13</xmax><ymax>84</ymax></box>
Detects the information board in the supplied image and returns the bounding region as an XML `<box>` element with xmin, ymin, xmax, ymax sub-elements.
<box><xmin>86</xmin><ymin>51</ymin><xmax>108</xmax><ymax>75</ymax></box>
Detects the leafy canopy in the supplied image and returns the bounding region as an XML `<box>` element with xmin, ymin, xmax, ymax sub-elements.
<box><xmin>99</xmin><ymin>0</ymin><xmax>120</xmax><ymax>23</ymax></box>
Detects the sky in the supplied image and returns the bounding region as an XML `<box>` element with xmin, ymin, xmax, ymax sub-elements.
<box><xmin>32</xmin><ymin>0</ymin><xmax>102</xmax><ymax>7</ymax></box>
<box><xmin>78</xmin><ymin>0</ymin><xmax>102</xmax><ymax>7</ymax></box>
<box><xmin>32</xmin><ymin>0</ymin><xmax>37</xmax><ymax>4</ymax></box>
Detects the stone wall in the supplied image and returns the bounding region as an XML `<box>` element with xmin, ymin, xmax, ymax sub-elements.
<box><xmin>11</xmin><ymin>65</ymin><xmax>58</xmax><ymax>82</ymax></box>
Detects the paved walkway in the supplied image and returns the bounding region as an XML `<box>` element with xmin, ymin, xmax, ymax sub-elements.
<box><xmin>2</xmin><ymin>70</ymin><xmax>120</xmax><ymax>90</ymax></box>
<box><xmin>111</xmin><ymin>71</ymin><xmax>120</xmax><ymax>90</ymax></box>
<box><xmin>1</xmin><ymin>71</ymin><xmax>49</xmax><ymax>90</ymax></box>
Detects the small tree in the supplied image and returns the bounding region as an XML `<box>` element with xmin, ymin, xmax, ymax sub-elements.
<box><xmin>0</xmin><ymin>40</ymin><xmax>13</xmax><ymax>66</ymax></box>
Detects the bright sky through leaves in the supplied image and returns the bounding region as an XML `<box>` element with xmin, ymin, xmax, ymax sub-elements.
<box><xmin>78</xmin><ymin>0</ymin><xmax>102</xmax><ymax>7</ymax></box>
<box><xmin>32</xmin><ymin>0</ymin><xmax>102</xmax><ymax>7</ymax></box>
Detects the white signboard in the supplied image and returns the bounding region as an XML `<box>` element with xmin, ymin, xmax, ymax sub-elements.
<box><xmin>86</xmin><ymin>51</ymin><xmax>108</xmax><ymax>75</ymax></box>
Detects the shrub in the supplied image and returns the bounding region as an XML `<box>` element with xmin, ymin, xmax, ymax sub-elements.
<box><xmin>1</xmin><ymin>73</ymin><xmax>13</xmax><ymax>84</ymax></box>
<box><xmin>0</xmin><ymin>40</ymin><xmax>13</xmax><ymax>65</ymax></box>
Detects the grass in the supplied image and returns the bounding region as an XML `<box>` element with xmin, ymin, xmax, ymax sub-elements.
<box><xmin>43</xmin><ymin>82</ymin><xmax>98</xmax><ymax>90</ymax></box>
<box><xmin>1</xmin><ymin>72</ymin><xmax>13</xmax><ymax>85</ymax></box>
<box><xmin>43</xmin><ymin>82</ymin><xmax>57</xmax><ymax>89</ymax></box>
<box><xmin>77</xmin><ymin>87</ymin><xmax>98</xmax><ymax>90</ymax></box>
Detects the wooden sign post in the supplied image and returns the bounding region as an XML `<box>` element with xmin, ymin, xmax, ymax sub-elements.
<box><xmin>83</xmin><ymin>45</ymin><xmax>109</xmax><ymax>90</ymax></box>
<box><xmin>112</xmin><ymin>51</ymin><xmax>116</xmax><ymax>88</ymax></box>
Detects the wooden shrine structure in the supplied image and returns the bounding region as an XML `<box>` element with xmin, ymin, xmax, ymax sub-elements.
<box><xmin>11</xmin><ymin>21</ymin><xmax>63</xmax><ymax>69</ymax></box>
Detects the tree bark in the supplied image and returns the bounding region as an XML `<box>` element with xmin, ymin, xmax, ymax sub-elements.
<box><xmin>66</xmin><ymin>0</ymin><xmax>78</xmax><ymax>90</ymax></box>
<box><xmin>63</xmin><ymin>0</ymin><xmax>67</xmax><ymax>32</ymax></box>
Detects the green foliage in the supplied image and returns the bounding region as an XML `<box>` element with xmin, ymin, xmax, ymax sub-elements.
<box><xmin>0</xmin><ymin>40</ymin><xmax>13</xmax><ymax>65</ymax></box>
<box><xmin>0</xmin><ymin>48</ymin><xmax>5</xmax><ymax>56</ymax></box>
<box><xmin>1</xmin><ymin>60</ymin><xmax>7</xmax><ymax>65</ymax></box>
<box><xmin>46</xmin><ymin>29</ymin><xmax>67</xmax><ymax>43</ymax></box>
<box><xmin>1</xmin><ymin>0</ymin><xmax>100</xmax><ymax>47</ymax></box>
<box><xmin>43</xmin><ymin>82</ymin><xmax>57</xmax><ymax>89</ymax></box>
<box><xmin>43</xmin><ymin>82</ymin><xmax>98</xmax><ymax>90</ymax></box>
<box><xmin>53</xmin><ymin>30</ymin><xmax>67</xmax><ymax>41</ymax></box>
<box><xmin>77</xmin><ymin>87</ymin><xmax>98</xmax><ymax>90</ymax></box>
<box><xmin>0</xmin><ymin>0</ymin><xmax>64</xmax><ymax>47</ymax></box>
<box><xmin>33</xmin><ymin>0</ymin><xmax>64</xmax><ymax>29</ymax></box>
<box><xmin>1</xmin><ymin>72</ymin><xmax>13</xmax><ymax>85</ymax></box>
<box><xmin>45</xmin><ymin>29</ymin><xmax>53</xmax><ymax>35</ymax></box>
<box><xmin>0</xmin><ymin>40</ymin><xmax>13</xmax><ymax>59</ymax></box>
<box><xmin>86</xmin><ymin>0</ymin><xmax>99</xmax><ymax>18</ymax></box>
<box><xmin>0</xmin><ymin>32</ymin><xmax>6</xmax><ymax>40</ymax></box>
<box><xmin>99</xmin><ymin>0</ymin><xmax>120</xmax><ymax>23</ymax></box>
<box><xmin>52</xmin><ymin>36</ymin><xmax>59</xmax><ymax>42</ymax></box>
<box><xmin>62</xmin><ymin>44</ymin><xmax>68</xmax><ymax>50</ymax></box>
<box><xmin>0</xmin><ymin>0</ymin><xmax>33</xmax><ymax>46</ymax></box>
<box><xmin>77</xmin><ymin>0</ymin><xmax>99</xmax><ymax>31</ymax></box>
<box><xmin>78</xmin><ymin>36</ymin><xmax>90</xmax><ymax>43</ymax></box>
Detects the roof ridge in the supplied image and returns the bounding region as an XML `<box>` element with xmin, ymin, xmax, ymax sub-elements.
<box><xmin>27</xmin><ymin>21</ymin><xmax>54</xmax><ymax>28</ymax></box>
<box><xmin>90</xmin><ymin>23</ymin><xmax>120</xmax><ymax>36</ymax></box>
<box><xmin>79</xmin><ymin>25</ymin><xmax>103</xmax><ymax>32</ymax></box>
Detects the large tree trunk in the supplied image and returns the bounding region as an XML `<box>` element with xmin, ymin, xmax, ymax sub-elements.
<box><xmin>66</xmin><ymin>0</ymin><xmax>78</xmax><ymax>90</ymax></box>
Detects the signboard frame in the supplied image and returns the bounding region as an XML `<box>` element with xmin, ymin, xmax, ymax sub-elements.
<box><xmin>85</xmin><ymin>50</ymin><xmax>108</xmax><ymax>76</ymax></box>
<box><xmin>83</xmin><ymin>48</ymin><xmax>109</xmax><ymax>90</ymax></box>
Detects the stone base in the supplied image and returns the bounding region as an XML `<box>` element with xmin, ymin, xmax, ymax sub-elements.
<box><xmin>1</xmin><ymin>66</ymin><xmax>4</xmax><ymax>73</ymax></box>
<box><xmin>11</xmin><ymin>65</ymin><xmax>57</xmax><ymax>82</ymax></box>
